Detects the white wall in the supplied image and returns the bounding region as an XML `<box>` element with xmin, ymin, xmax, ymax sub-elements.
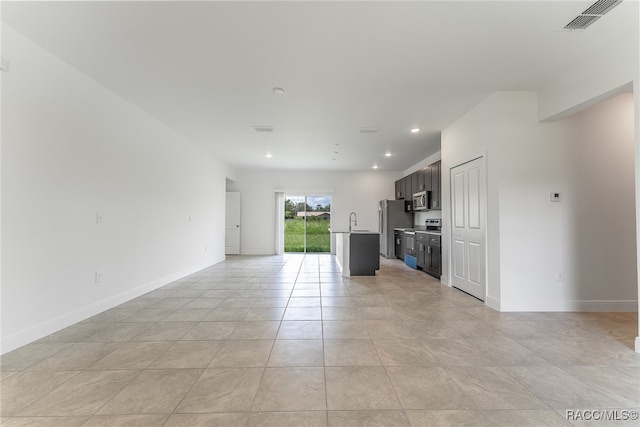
<box><xmin>441</xmin><ymin>91</ymin><xmax>637</xmax><ymax>312</ymax></box>
<box><xmin>537</xmin><ymin>37</ymin><xmax>637</xmax><ymax>122</ymax></box>
<box><xmin>227</xmin><ymin>169</ymin><xmax>401</xmax><ymax>255</ymax></box>
<box><xmin>562</xmin><ymin>93</ymin><xmax>637</xmax><ymax>305</ymax></box>
<box><xmin>404</xmin><ymin>151</ymin><xmax>441</xmax><ymax>176</ymax></box>
<box><xmin>1</xmin><ymin>27</ymin><xmax>229</xmax><ymax>353</ymax></box>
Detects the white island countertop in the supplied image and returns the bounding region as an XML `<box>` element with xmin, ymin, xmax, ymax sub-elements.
<box><xmin>329</xmin><ymin>229</ymin><xmax>379</xmax><ymax>235</ymax></box>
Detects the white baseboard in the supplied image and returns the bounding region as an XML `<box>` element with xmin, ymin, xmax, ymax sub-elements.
<box><xmin>1</xmin><ymin>259</ymin><xmax>219</xmax><ymax>355</ymax></box>
<box><xmin>635</xmin><ymin>337</ymin><xmax>640</xmax><ymax>353</ymax></box>
<box><xmin>486</xmin><ymin>295</ymin><xmax>501</xmax><ymax>311</ymax></box>
<box><xmin>499</xmin><ymin>299</ymin><xmax>638</xmax><ymax>312</ymax></box>
<box><xmin>239</xmin><ymin>250</ymin><xmax>276</xmax><ymax>256</ymax></box>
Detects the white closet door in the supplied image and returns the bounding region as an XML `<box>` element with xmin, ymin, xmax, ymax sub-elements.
<box><xmin>451</xmin><ymin>157</ymin><xmax>486</xmax><ymax>300</ymax></box>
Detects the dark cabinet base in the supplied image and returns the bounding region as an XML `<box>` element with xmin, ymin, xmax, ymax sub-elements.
<box><xmin>416</xmin><ymin>233</ymin><xmax>441</xmax><ymax>278</ymax></box>
<box><xmin>394</xmin><ymin>230</ymin><xmax>404</xmax><ymax>260</ymax></box>
<box><xmin>424</xmin><ymin>269</ymin><xmax>440</xmax><ymax>279</ymax></box>
<box><xmin>350</xmin><ymin>234</ymin><xmax>380</xmax><ymax>276</ymax></box>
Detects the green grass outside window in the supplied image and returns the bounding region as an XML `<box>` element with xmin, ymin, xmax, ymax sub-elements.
<box><xmin>284</xmin><ymin>218</ymin><xmax>330</xmax><ymax>252</ymax></box>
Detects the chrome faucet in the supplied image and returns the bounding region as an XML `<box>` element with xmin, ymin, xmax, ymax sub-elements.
<box><xmin>349</xmin><ymin>211</ymin><xmax>358</xmax><ymax>232</ymax></box>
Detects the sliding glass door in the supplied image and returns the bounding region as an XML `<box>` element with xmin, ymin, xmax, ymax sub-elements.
<box><xmin>284</xmin><ymin>195</ymin><xmax>331</xmax><ymax>253</ymax></box>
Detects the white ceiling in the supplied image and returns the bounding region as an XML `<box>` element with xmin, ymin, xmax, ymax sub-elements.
<box><xmin>2</xmin><ymin>1</ymin><xmax>637</xmax><ymax>171</ymax></box>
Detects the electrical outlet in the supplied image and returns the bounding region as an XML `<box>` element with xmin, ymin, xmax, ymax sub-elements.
<box><xmin>557</xmin><ymin>271</ymin><xmax>564</xmax><ymax>281</ymax></box>
<box><xmin>96</xmin><ymin>212</ymin><xmax>103</xmax><ymax>223</ymax></box>
<box><xmin>95</xmin><ymin>271</ymin><xmax>102</xmax><ymax>283</ymax></box>
<box><xmin>205</xmin><ymin>245</ymin><xmax>208</xmax><ymax>252</ymax></box>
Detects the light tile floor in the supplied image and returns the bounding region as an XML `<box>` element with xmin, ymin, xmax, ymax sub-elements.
<box><xmin>1</xmin><ymin>254</ymin><xmax>639</xmax><ymax>426</ymax></box>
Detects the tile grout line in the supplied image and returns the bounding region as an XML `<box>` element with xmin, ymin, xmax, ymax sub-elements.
<box><xmin>3</xmin><ymin>254</ymin><xmax>638</xmax><ymax>424</ymax></box>
<box><xmin>247</xmin><ymin>256</ymin><xmax>294</xmax><ymax>414</ymax></box>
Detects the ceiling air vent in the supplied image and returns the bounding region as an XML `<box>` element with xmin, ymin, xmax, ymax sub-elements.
<box><xmin>360</xmin><ymin>127</ymin><xmax>380</xmax><ymax>134</ymax></box>
<box><xmin>564</xmin><ymin>0</ymin><xmax>622</xmax><ymax>30</ymax></box>
<box><xmin>253</xmin><ymin>125</ymin><xmax>274</xmax><ymax>133</ymax></box>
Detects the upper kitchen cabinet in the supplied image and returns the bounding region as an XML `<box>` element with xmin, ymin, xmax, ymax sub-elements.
<box><xmin>395</xmin><ymin>179</ymin><xmax>404</xmax><ymax>200</ymax></box>
<box><xmin>430</xmin><ymin>161</ymin><xmax>441</xmax><ymax>210</ymax></box>
<box><xmin>404</xmin><ymin>176</ymin><xmax>413</xmax><ymax>211</ymax></box>
<box><xmin>394</xmin><ymin>174</ymin><xmax>414</xmax><ymax>201</ymax></box>
<box><xmin>404</xmin><ymin>176</ymin><xmax>413</xmax><ymax>201</ymax></box>
<box><xmin>417</xmin><ymin>166</ymin><xmax>431</xmax><ymax>192</ymax></box>
<box><xmin>394</xmin><ymin>174</ymin><xmax>415</xmax><ymax>211</ymax></box>
<box><xmin>410</xmin><ymin>172</ymin><xmax>419</xmax><ymax>197</ymax></box>
<box><xmin>394</xmin><ymin>160</ymin><xmax>440</xmax><ymax>210</ymax></box>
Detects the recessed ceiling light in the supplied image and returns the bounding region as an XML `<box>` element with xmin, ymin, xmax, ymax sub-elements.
<box><xmin>373</xmin><ymin>164</ymin><xmax>379</xmax><ymax>169</ymax></box>
<box><xmin>385</xmin><ymin>152</ymin><xmax>392</xmax><ymax>157</ymax></box>
<box><xmin>272</xmin><ymin>87</ymin><xmax>285</xmax><ymax>95</ymax></box>
<box><xmin>410</xmin><ymin>128</ymin><xmax>421</xmax><ymax>134</ymax></box>
<box><xmin>266</xmin><ymin>153</ymin><xmax>273</xmax><ymax>158</ymax></box>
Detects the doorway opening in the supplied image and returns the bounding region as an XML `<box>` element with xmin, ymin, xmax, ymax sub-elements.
<box><xmin>284</xmin><ymin>195</ymin><xmax>331</xmax><ymax>253</ymax></box>
<box><xmin>225</xmin><ymin>192</ymin><xmax>241</xmax><ymax>255</ymax></box>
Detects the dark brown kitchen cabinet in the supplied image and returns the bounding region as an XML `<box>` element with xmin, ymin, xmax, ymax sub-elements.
<box><xmin>416</xmin><ymin>232</ymin><xmax>428</xmax><ymax>269</ymax></box>
<box><xmin>417</xmin><ymin>232</ymin><xmax>441</xmax><ymax>277</ymax></box>
<box><xmin>349</xmin><ymin>233</ymin><xmax>380</xmax><ymax>275</ymax></box>
<box><xmin>395</xmin><ymin>180</ymin><xmax>404</xmax><ymax>200</ymax></box>
<box><xmin>430</xmin><ymin>161</ymin><xmax>441</xmax><ymax>210</ymax></box>
<box><xmin>405</xmin><ymin>178</ymin><xmax>413</xmax><ymax>211</ymax></box>
<box><xmin>404</xmin><ymin>176</ymin><xmax>412</xmax><ymax>202</ymax></box>
<box><xmin>417</xmin><ymin>169</ymin><xmax>425</xmax><ymax>192</ymax></box>
<box><xmin>426</xmin><ymin>234</ymin><xmax>441</xmax><ymax>277</ymax></box>
<box><xmin>411</xmin><ymin>172</ymin><xmax>419</xmax><ymax>197</ymax></box>
<box><xmin>395</xmin><ymin>165</ymin><xmax>438</xmax><ymax>212</ymax></box>
<box><xmin>417</xmin><ymin>167</ymin><xmax>430</xmax><ymax>192</ymax></box>
<box><xmin>395</xmin><ymin>176</ymin><xmax>410</xmax><ymax>200</ymax></box>
<box><xmin>395</xmin><ymin>175</ymin><xmax>412</xmax><ymax>200</ymax></box>
<box><xmin>423</xmin><ymin>166</ymin><xmax>432</xmax><ymax>193</ymax></box>
<box><xmin>394</xmin><ymin>175</ymin><xmax>414</xmax><ymax>211</ymax></box>
<box><xmin>394</xmin><ymin>230</ymin><xmax>404</xmax><ymax>260</ymax></box>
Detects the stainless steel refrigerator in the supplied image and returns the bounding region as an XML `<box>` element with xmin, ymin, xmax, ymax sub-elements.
<box><xmin>379</xmin><ymin>200</ymin><xmax>414</xmax><ymax>258</ymax></box>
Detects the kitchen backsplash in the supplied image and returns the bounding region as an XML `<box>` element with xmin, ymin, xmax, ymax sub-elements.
<box><xmin>415</xmin><ymin>211</ymin><xmax>441</xmax><ymax>225</ymax></box>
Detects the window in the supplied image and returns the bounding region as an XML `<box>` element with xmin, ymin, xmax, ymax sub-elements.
<box><xmin>284</xmin><ymin>195</ymin><xmax>331</xmax><ymax>253</ymax></box>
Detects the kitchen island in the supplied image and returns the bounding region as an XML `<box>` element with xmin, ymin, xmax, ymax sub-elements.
<box><xmin>332</xmin><ymin>230</ymin><xmax>380</xmax><ymax>276</ymax></box>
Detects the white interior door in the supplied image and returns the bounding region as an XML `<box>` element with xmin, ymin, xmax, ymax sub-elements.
<box><xmin>225</xmin><ymin>192</ymin><xmax>241</xmax><ymax>255</ymax></box>
<box><xmin>451</xmin><ymin>157</ymin><xmax>486</xmax><ymax>300</ymax></box>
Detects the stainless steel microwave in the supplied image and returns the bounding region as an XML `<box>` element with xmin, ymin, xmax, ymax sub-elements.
<box><xmin>413</xmin><ymin>191</ymin><xmax>428</xmax><ymax>211</ymax></box>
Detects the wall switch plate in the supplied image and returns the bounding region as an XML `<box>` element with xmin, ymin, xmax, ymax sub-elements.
<box><xmin>550</xmin><ymin>192</ymin><xmax>561</xmax><ymax>202</ymax></box>
<box><xmin>95</xmin><ymin>271</ymin><xmax>102</xmax><ymax>283</ymax></box>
